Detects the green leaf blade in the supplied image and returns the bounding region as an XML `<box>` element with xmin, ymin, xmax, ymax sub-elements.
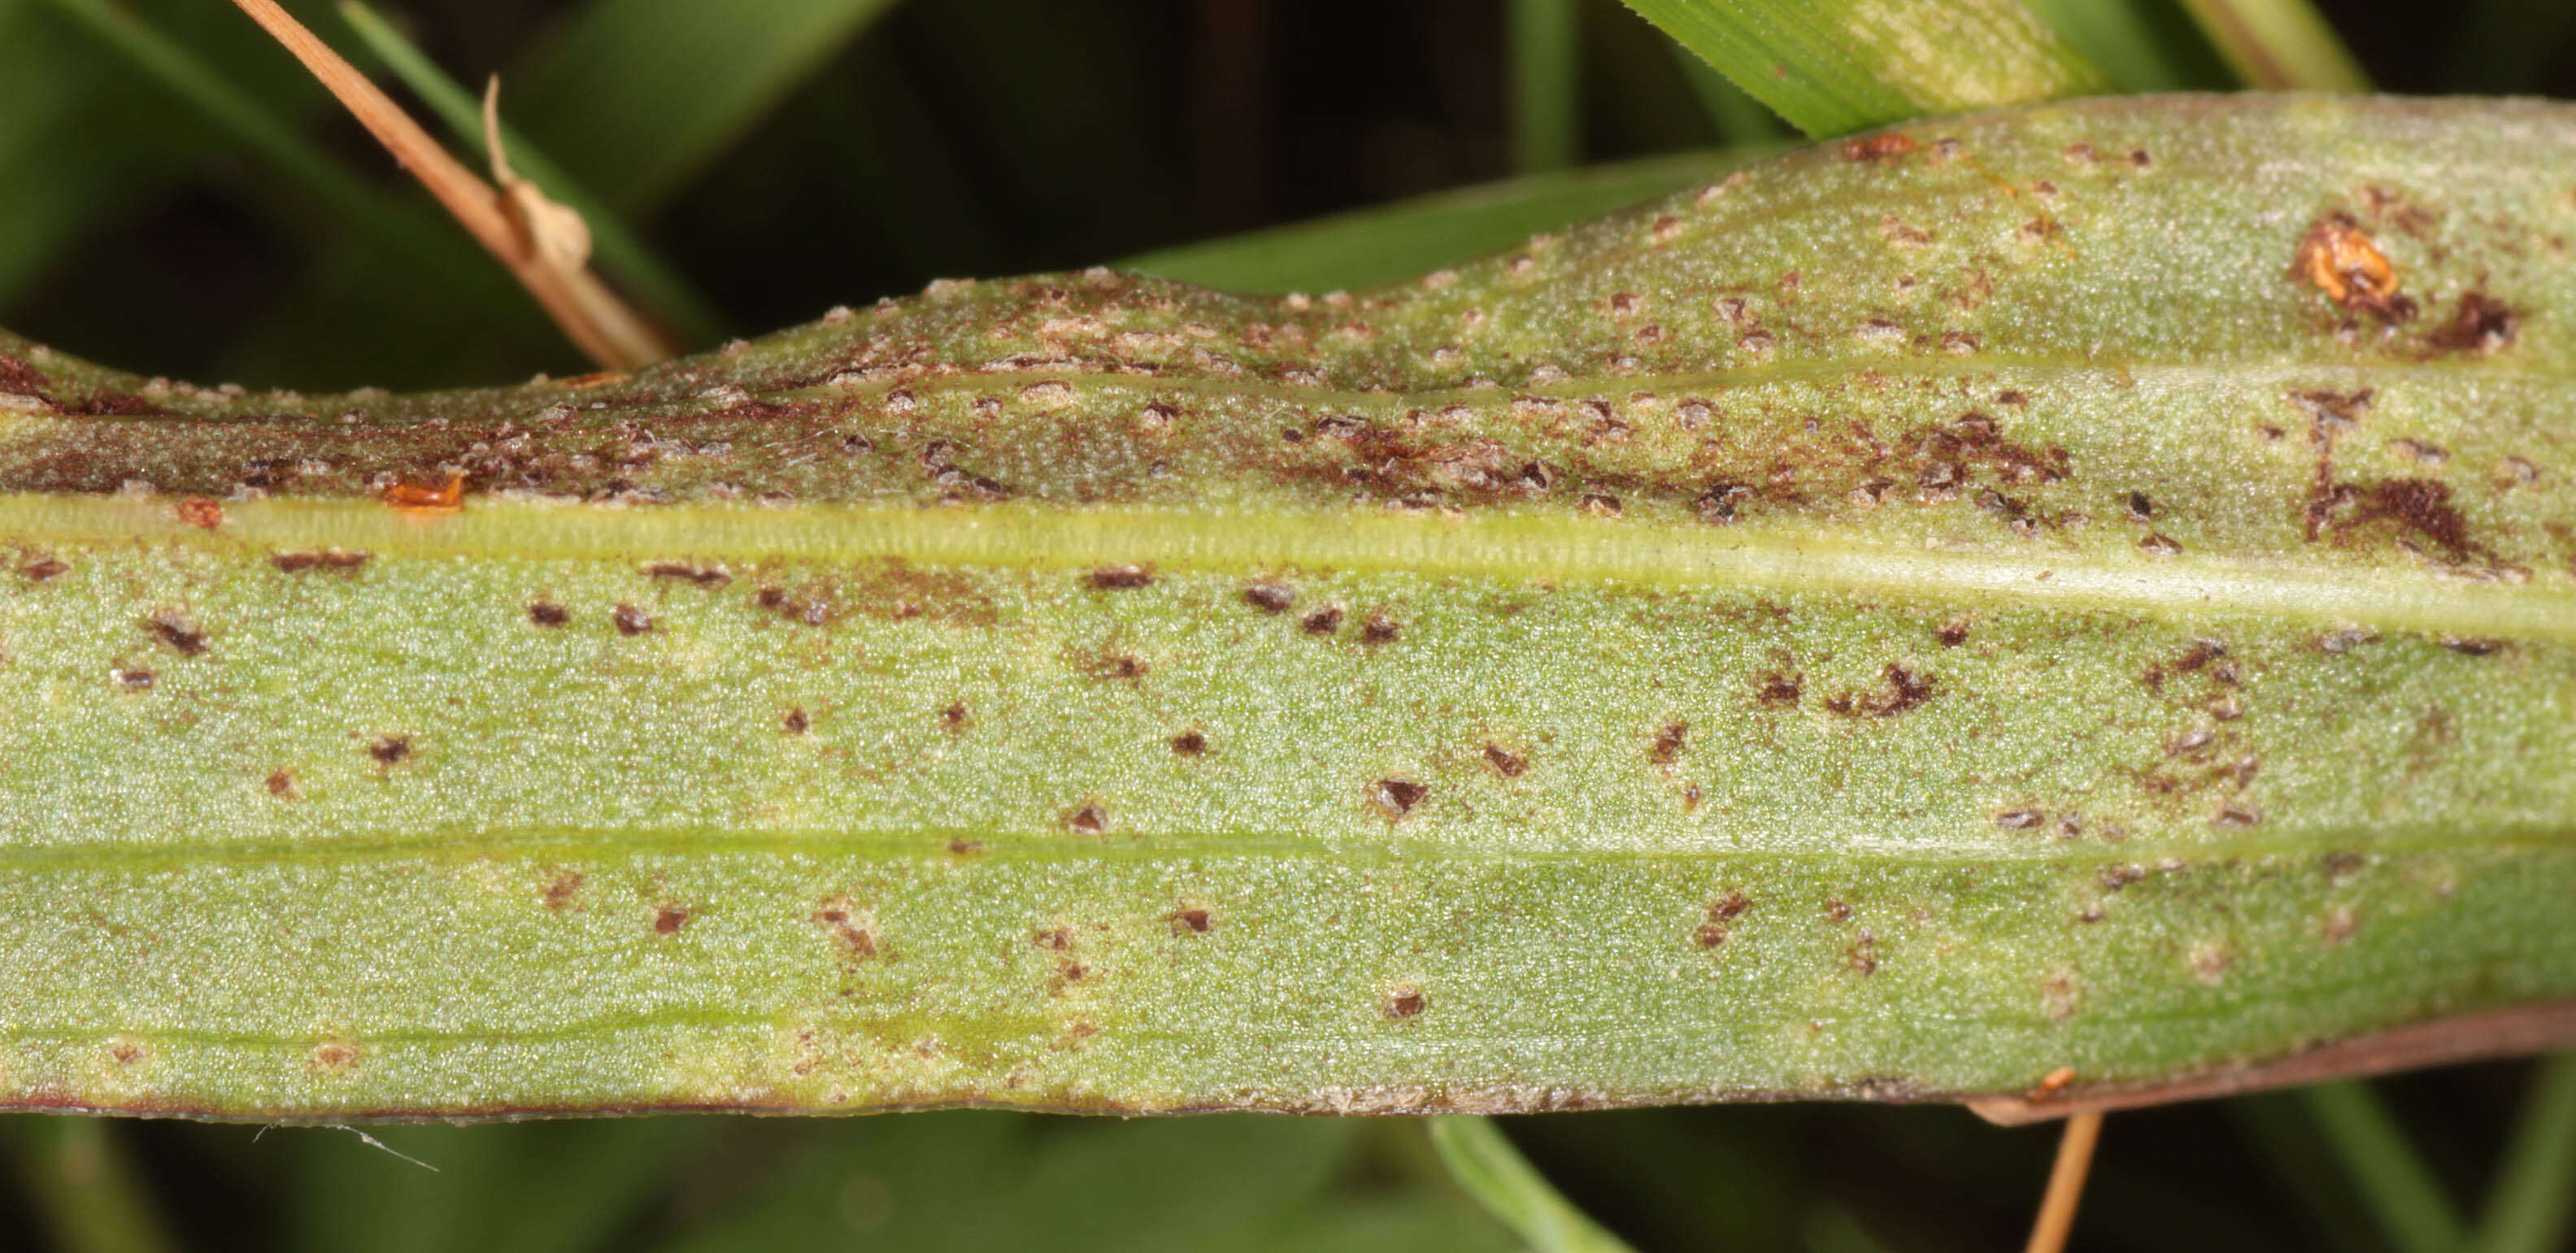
<box><xmin>0</xmin><ymin>95</ymin><xmax>2569</xmax><ymax>1122</ymax></box>
<box><xmin>1613</xmin><ymin>0</ymin><xmax>2113</xmax><ymax>137</ymax></box>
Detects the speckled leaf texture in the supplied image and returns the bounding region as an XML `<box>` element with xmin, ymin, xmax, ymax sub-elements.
<box><xmin>0</xmin><ymin>94</ymin><xmax>2569</xmax><ymax>1123</ymax></box>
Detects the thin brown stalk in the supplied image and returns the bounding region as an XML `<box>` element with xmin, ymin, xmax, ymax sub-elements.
<box><xmin>2023</xmin><ymin>1112</ymin><xmax>2104</xmax><ymax>1253</ymax></box>
<box><xmin>224</xmin><ymin>0</ymin><xmax>673</xmax><ymax>368</ymax></box>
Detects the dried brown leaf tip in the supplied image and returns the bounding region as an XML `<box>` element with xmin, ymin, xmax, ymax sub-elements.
<box><xmin>2294</xmin><ymin>211</ymin><xmax>2416</xmax><ymax>322</ymax></box>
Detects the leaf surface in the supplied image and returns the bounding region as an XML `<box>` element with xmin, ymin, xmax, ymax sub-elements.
<box><xmin>0</xmin><ymin>94</ymin><xmax>2569</xmax><ymax>1121</ymax></box>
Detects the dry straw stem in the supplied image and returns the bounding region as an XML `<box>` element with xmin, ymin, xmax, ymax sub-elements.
<box><xmin>224</xmin><ymin>0</ymin><xmax>674</xmax><ymax>369</ymax></box>
<box><xmin>2022</xmin><ymin>1112</ymin><xmax>2104</xmax><ymax>1253</ymax></box>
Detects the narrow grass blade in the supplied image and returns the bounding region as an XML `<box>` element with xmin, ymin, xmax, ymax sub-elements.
<box><xmin>2300</xmin><ymin>1081</ymin><xmax>2468</xmax><ymax>1253</ymax></box>
<box><xmin>505</xmin><ymin>0</ymin><xmax>901</xmax><ymax>214</ymax></box>
<box><xmin>1125</xmin><ymin>146</ymin><xmax>1770</xmax><ymax>293</ymax></box>
<box><xmin>1668</xmin><ymin>41</ymin><xmax>1787</xmax><ymax>143</ymax></box>
<box><xmin>334</xmin><ymin>0</ymin><xmax>725</xmax><ymax>348</ymax></box>
<box><xmin>2</xmin><ymin>1117</ymin><xmax>177</xmax><ymax>1253</ymax></box>
<box><xmin>1612</xmin><ymin>0</ymin><xmax>2112</xmax><ymax>137</ymax></box>
<box><xmin>1429</xmin><ymin>1118</ymin><xmax>1636</xmax><ymax>1253</ymax></box>
<box><xmin>2176</xmin><ymin>0</ymin><xmax>2369</xmax><ymax>90</ymax></box>
<box><xmin>2475</xmin><ymin>1053</ymin><xmax>2576</xmax><ymax>1253</ymax></box>
<box><xmin>1511</xmin><ymin>0</ymin><xmax>1582</xmax><ymax>173</ymax></box>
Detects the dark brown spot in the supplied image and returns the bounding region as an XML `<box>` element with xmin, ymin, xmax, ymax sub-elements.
<box><xmin>113</xmin><ymin>668</ymin><xmax>154</xmax><ymax>690</ymax></box>
<box><xmin>1089</xmin><ymin>565</ymin><xmax>1153</xmax><ymax>590</ymax></box>
<box><xmin>274</xmin><ymin>550</ymin><xmax>370</xmax><ymax>573</ymax></box>
<box><xmin>2138</xmin><ymin>533</ymin><xmax>2182</xmax><ymax>557</ymax></box>
<box><xmin>20</xmin><ymin>555</ymin><xmax>67</xmax><ymax>581</ymax></box>
<box><xmin>2430</xmin><ymin>292</ymin><xmax>2518</xmax><ymax>354</ymax></box>
<box><xmin>1841</xmin><ymin>133</ymin><xmax>1921</xmax><ymax>161</ymax></box>
<box><xmin>265</xmin><ymin>768</ymin><xmax>297</xmax><ymax>797</ymax></box>
<box><xmin>2126</xmin><ymin>492</ymin><xmax>2153</xmax><ymax>521</ymax></box>
<box><xmin>1066</xmin><ymin>803</ymin><xmax>1111</xmax><ymax>835</ymax></box>
<box><xmin>368</xmin><ymin>735</ymin><xmax>411</xmax><ymax>765</ymax></box>
<box><xmin>1847</xmin><ymin>933</ymin><xmax>1879</xmax><ymax>975</ymax></box>
<box><xmin>1755</xmin><ymin>671</ymin><xmax>1803</xmax><ymax>707</ymax></box>
<box><xmin>655</xmin><ymin>905</ymin><xmax>690</xmax><ymax>934</ymax></box>
<box><xmin>1579</xmin><ymin>492</ymin><xmax>1623</xmax><ymax>517</ymax></box>
<box><xmin>1648</xmin><ymin>721</ymin><xmax>1688</xmax><ymax>765</ymax></box>
<box><xmin>783</xmin><ymin>707</ymin><xmax>810</xmax><ymax>733</ymax></box>
<box><xmin>1035</xmin><ymin>925</ymin><xmax>1075</xmax><ymax>951</ymax></box>
<box><xmin>1170</xmin><ymin>730</ymin><xmax>1208</xmax><ymax>755</ymax></box>
<box><xmin>1301</xmin><ymin>607</ymin><xmax>1343</xmax><ymax>635</ymax></box>
<box><xmin>1824</xmin><ymin>663</ymin><xmax>1931</xmax><ymax>717</ymax></box>
<box><xmin>1822</xmin><ymin>900</ymin><xmax>1854</xmax><ymax>924</ymax></box>
<box><xmin>946</xmin><ymin>838</ymin><xmax>982</xmax><ymax>855</ymax></box>
<box><xmin>1694</xmin><ymin>891</ymin><xmax>1752</xmax><ymax>946</ymax></box>
<box><xmin>1482</xmin><ymin>743</ymin><xmax>1528</xmax><ymax>777</ymax></box>
<box><xmin>2442</xmin><ymin>637</ymin><xmax>2504</xmax><ymax>656</ymax></box>
<box><xmin>107</xmin><ymin>1040</ymin><xmax>145</xmax><ymax>1066</ymax></box>
<box><xmin>612</xmin><ymin>603</ymin><xmax>652</xmax><ymax>635</ymax></box>
<box><xmin>1695</xmin><ymin>481</ymin><xmax>1751</xmax><ymax>524</ymax></box>
<box><xmin>1371</xmin><ymin>777</ymin><xmax>1428</xmax><ymax>819</ymax></box>
<box><xmin>1934</xmin><ymin>619</ymin><xmax>1970</xmax><ymax>647</ymax></box>
<box><xmin>940</xmin><ymin>702</ymin><xmax>970</xmax><ymax>733</ymax></box>
<box><xmin>1995</xmin><ymin>809</ymin><xmax>2044</xmax><ymax>831</ymax></box>
<box><xmin>2349</xmin><ymin>478</ymin><xmax>2477</xmax><ymax>562</ymax></box>
<box><xmin>816</xmin><ymin>898</ymin><xmax>877</xmax><ymax>955</ymax></box>
<box><xmin>527</xmin><ymin>600</ymin><xmax>570</xmax><ymax>626</ymax></box>
<box><xmin>642</xmin><ymin>561</ymin><xmax>730</xmax><ymax>587</ymax></box>
<box><xmin>1168</xmin><ymin>904</ymin><xmax>1214</xmax><ymax>934</ymax></box>
<box><xmin>175</xmin><ymin>497</ymin><xmax>224</xmax><ymax>530</ymax></box>
<box><xmin>1360</xmin><ymin>613</ymin><xmax>1401</xmax><ymax>645</ymax></box>
<box><xmin>1382</xmin><ymin>985</ymin><xmax>1426</xmax><ymax>1019</ymax></box>
<box><xmin>1242</xmin><ymin>583</ymin><xmax>1294</xmax><ymax>612</ymax></box>
<box><xmin>149</xmin><ymin>609</ymin><xmax>208</xmax><ymax>657</ymax></box>
<box><xmin>542</xmin><ymin>872</ymin><xmax>582</xmax><ymax>909</ymax></box>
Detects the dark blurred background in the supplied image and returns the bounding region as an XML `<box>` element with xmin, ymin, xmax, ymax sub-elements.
<box><xmin>0</xmin><ymin>1</ymin><xmax>2566</xmax><ymax>1249</ymax></box>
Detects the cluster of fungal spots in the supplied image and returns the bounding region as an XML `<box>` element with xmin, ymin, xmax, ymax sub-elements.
<box><xmin>1820</xmin><ymin>663</ymin><xmax>1933</xmax><ymax>718</ymax></box>
<box><xmin>2292</xmin><ymin>198</ymin><xmax>2526</xmax><ymax>357</ymax></box>
<box><xmin>1693</xmin><ymin>891</ymin><xmax>1751</xmax><ymax>947</ymax></box>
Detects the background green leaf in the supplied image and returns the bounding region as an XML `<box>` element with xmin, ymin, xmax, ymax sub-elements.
<box><xmin>1610</xmin><ymin>0</ymin><xmax>2112</xmax><ymax>136</ymax></box>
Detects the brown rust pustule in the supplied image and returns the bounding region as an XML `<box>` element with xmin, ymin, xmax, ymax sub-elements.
<box><xmin>2294</xmin><ymin>212</ymin><xmax>2416</xmax><ymax>322</ymax></box>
